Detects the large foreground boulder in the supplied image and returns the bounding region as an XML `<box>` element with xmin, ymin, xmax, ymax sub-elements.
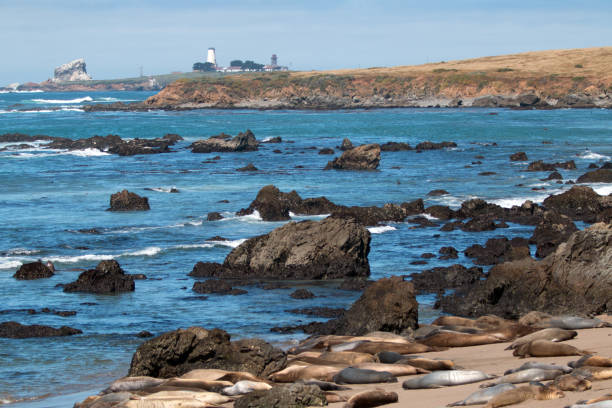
<box><xmin>441</xmin><ymin>222</ymin><xmax>612</xmax><ymax>317</ymax></box>
<box><xmin>324</xmin><ymin>143</ymin><xmax>380</xmax><ymax>170</ymax></box>
<box><xmin>108</xmin><ymin>190</ymin><xmax>150</xmax><ymax>211</ymax></box>
<box><xmin>13</xmin><ymin>261</ymin><xmax>54</xmax><ymax>280</ymax></box>
<box><xmin>577</xmin><ymin>168</ymin><xmax>612</xmax><ymax>183</ymax></box>
<box><xmin>190</xmin><ymin>130</ymin><xmax>258</xmax><ymax>153</ymax></box>
<box><xmin>0</xmin><ymin>321</ymin><xmax>82</xmax><ymax>338</ymax></box>
<box><xmin>128</xmin><ymin>326</ymin><xmax>286</xmax><ymax>378</ymax></box>
<box><xmin>192</xmin><ymin>217</ymin><xmax>371</xmax><ymax>280</ymax></box>
<box><xmin>312</xmin><ymin>276</ymin><xmax>418</xmax><ymax>335</ymax></box>
<box><xmin>63</xmin><ymin>260</ymin><xmax>135</xmax><ymax>294</ymax></box>
<box><xmin>234</xmin><ymin>383</ymin><xmax>326</xmax><ymax>408</ymax></box>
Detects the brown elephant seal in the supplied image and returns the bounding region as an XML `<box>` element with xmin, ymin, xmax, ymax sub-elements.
<box><xmin>162</xmin><ymin>379</ymin><xmax>233</xmax><ymax>392</ymax></box>
<box><xmin>354</xmin><ymin>362</ymin><xmax>428</xmax><ymax>376</ymax></box>
<box><xmin>505</xmin><ymin>328</ymin><xmax>577</xmax><ymax>350</ymax></box>
<box><xmin>396</xmin><ymin>356</ymin><xmax>456</xmax><ymax>371</ymax></box>
<box><xmin>402</xmin><ymin>370</ymin><xmax>493</xmax><ymax>389</ymax></box>
<box><xmin>575</xmin><ymin>393</ymin><xmax>612</xmax><ymax>404</ymax></box>
<box><xmin>102</xmin><ymin>376</ymin><xmax>167</xmax><ymax>393</ymax></box>
<box><xmin>418</xmin><ymin>330</ymin><xmax>503</xmax><ymax>347</ymax></box>
<box><xmin>295</xmin><ymin>379</ymin><xmax>351</xmax><ymax>391</ymax></box>
<box><xmin>553</xmin><ymin>374</ymin><xmax>592</xmax><ymax>391</ymax></box>
<box><xmin>448</xmin><ymin>383</ymin><xmax>516</xmax><ymax>406</ymax></box>
<box><xmin>325</xmin><ymin>391</ymin><xmax>348</xmax><ymax>403</ymax></box>
<box><xmin>483</xmin><ymin>384</ymin><xmax>564</xmax><ymax>408</ymax></box>
<box><xmin>350</xmin><ymin>340</ymin><xmax>443</xmax><ymax>354</ymax></box>
<box><xmin>480</xmin><ymin>368</ymin><xmax>564</xmax><ymax>388</ymax></box>
<box><xmin>512</xmin><ymin>340</ymin><xmax>592</xmax><ymax>358</ymax></box>
<box><xmin>179</xmin><ymin>369</ymin><xmax>263</xmax><ymax>383</ymax></box>
<box><xmin>570</xmin><ymin>355</ymin><xmax>612</xmax><ymax>368</ymax></box>
<box><xmin>332</xmin><ymin>367</ymin><xmax>397</xmax><ymax>384</ymax></box>
<box><xmin>572</xmin><ymin>366</ymin><xmax>612</xmax><ymax>380</ymax></box>
<box><xmin>432</xmin><ymin>316</ymin><xmax>478</xmax><ymax>327</ymax></box>
<box><xmin>268</xmin><ymin>364</ymin><xmax>340</xmax><ymax>382</ymax></box>
<box><xmin>319</xmin><ymin>351</ymin><xmax>376</xmax><ymax>365</ymax></box>
<box><xmin>344</xmin><ymin>389</ymin><xmax>398</xmax><ymax>408</ymax></box>
<box><xmin>519</xmin><ymin>312</ymin><xmax>610</xmax><ymax>329</ymax></box>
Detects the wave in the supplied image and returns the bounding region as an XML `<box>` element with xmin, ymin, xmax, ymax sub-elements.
<box><xmin>0</xmin><ymin>89</ymin><xmax>44</xmax><ymax>93</ymax></box>
<box><xmin>5</xmin><ymin>248</ymin><xmax>40</xmax><ymax>256</ymax></box>
<box><xmin>592</xmin><ymin>183</ymin><xmax>612</xmax><ymax>196</ymax></box>
<box><xmin>221</xmin><ymin>210</ymin><xmax>264</xmax><ymax>223</ymax></box>
<box><xmin>145</xmin><ymin>187</ymin><xmax>178</xmax><ymax>193</ymax></box>
<box><xmin>125</xmin><ymin>246</ymin><xmax>162</xmax><ymax>257</ymax></box>
<box><xmin>288</xmin><ymin>211</ymin><xmax>330</xmax><ymax>220</ymax></box>
<box><xmin>579</xmin><ymin>151</ymin><xmax>611</xmax><ymax>161</ymax></box>
<box><xmin>5</xmin><ymin>148</ymin><xmax>109</xmax><ymax>159</ymax></box>
<box><xmin>172</xmin><ymin>239</ymin><xmax>246</xmax><ymax>251</ymax></box>
<box><xmin>0</xmin><ymin>259</ymin><xmax>23</xmax><ymax>270</ymax></box>
<box><xmin>31</xmin><ymin>96</ymin><xmax>93</xmax><ymax>104</ymax></box>
<box><xmin>67</xmin><ymin>148</ymin><xmax>110</xmax><ymax>157</ymax></box>
<box><xmin>98</xmin><ymin>97</ymin><xmax>137</xmax><ymax>102</ymax></box>
<box><xmin>368</xmin><ymin>225</ymin><xmax>397</xmax><ymax>234</ymax></box>
<box><xmin>206</xmin><ymin>238</ymin><xmax>246</xmax><ymax>248</ymax></box>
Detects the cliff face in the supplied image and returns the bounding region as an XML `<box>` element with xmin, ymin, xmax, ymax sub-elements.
<box><xmin>142</xmin><ymin>47</ymin><xmax>612</xmax><ymax>110</ymax></box>
<box><xmin>53</xmin><ymin>58</ymin><xmax>92</xmax><ymax>82</ymax></box>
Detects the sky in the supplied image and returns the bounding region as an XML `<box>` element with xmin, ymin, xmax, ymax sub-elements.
<box><xmin>1</xmin><ymin>0</ymin><xmax>612</xmax><ymax>84</ymax></box>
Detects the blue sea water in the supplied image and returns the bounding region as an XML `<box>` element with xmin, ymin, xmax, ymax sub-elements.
<box><xmin>0</xmin><ymin>91</ymin><xmax>611</xmax><ymax>405</ymax></box>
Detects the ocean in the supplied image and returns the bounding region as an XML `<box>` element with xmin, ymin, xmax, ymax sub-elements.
<box><xmin>0</xmin><ymin>91</ymin><xmax>611</xmax><ymax>405</ymax></box>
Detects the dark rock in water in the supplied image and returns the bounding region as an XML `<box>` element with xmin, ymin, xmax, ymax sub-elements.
<box><xmin>338</xmin><ymin>278</ymin><xmax>371</xmax><ymax>291</ymax></box>
<box><xmin>517</xmin><ymin>93</ymin><xmax>541</xmax><ymax>106</ymax></box>
<box><xmin>286</xmin><ymin>307</ymin><xmax>346</xmax><ymax>318</ymax></box>
<box><xmin>290</xmin><ymin>289</ymin><xmax>315</xmax><ymax>299</ymax></box>
<box><xmin>218</xmin><ymin>199</ymin><xmax>230</xmax><ymax>203</ymax></box>
<box><xmin>529</xmin><ymin>211</ymin><xmax>578</xmax><ymax>258</ymax></box>
<box><xmin>76</xmin><ymin>228</ymin><xmax>101</xmax><ymax>234</ymax></box>
<box><xmin>14</xmin><ymin>261</ymin><xmax>54</xmax><ymax>280</ymax></box>
<box><xmin>542</xmin><ymin>185</ymin><xmax>611</xmax><ymax>223</ymax></box>
<box><xmin>427</xmin><ymin>189</ymin><xmax>449</xmax><ymax>196</ymax></box>
<box><xmin>510</xmin><ymin>152</ymin><xmax>528</xmax><ymax>161</ymax></box>
<box><xmin>339</xmin><ymin>138</ymin><xmax>353</xmax><ymax>151</ymax></box>
<box><xmin>44</xmin><ymin>133</ymin><xmax>181</xmax><ymax>156</ymax></box>
<box><xmin>137</xmin><ymin>330</ymin><xmax>153</xmax><ymax>338</ymax></box>
<box><xmin>602</xmin><ymin>162</ymin><xmax>612</xmax><ymax>169</ymax></box>
<box><xmin>0</xmin><ymin>133</ymin><xmax>54</xmax><ymax>143</ymax></box>
<box><xmin>0</xmin><ymin>321</ymin><xmax>82</xmax><ymax>338</ymax></box>
<box><xmin>128</xmin><ymin>326</ymin><xmax>287</xmax><ymax>378</ymax></box>
<box><xmin>527</xmin><ymin>160</ymin><xmax>576</xmax><ymax>171</ymax></box>
<box><xmin>261</xmin><ymin>136</ymin><xmax>282</xmax><ymax>143</ymax></box>
<box><xmin>189</xmin><ymin>262</ymin><xmax>228</xmax><ymax>277</ymax></box>
<box><xmin>261</xmin><ymin>282</ymin><xmax>291</xmax><ymax>290</ymax></box>
<box><xmin>439</xmin><ymin>246</ymin><xmax>458</xmax><ymax>259</ymax></box>
<box><xmin>325</xmin><ymin>143</ymin><xmax>381</xmax><ymax>170</ymax></box>
<box><xmin>273</xmin><ymin>149</ymin><xmax>282</xmax><ymax>154</ymax></box>
<box><xmin>331</xmin><ymin>203</ymin><xmax>407</xmax><ymax>226</ymax></box>
<box><xmin>588</xmin><ymin>163</ymin><xmax>599</xmax><ymax>169</ymax></box>
<box><xmin>318</xmin><ymin>148</ymin><xmax>334</xmax><ymax>155</ymax></box>
<box><xmin>192</xmin><ymin>280</ymin><xmax>247</xmax><ymax>296</ymax></box>
<box><xmin>425</xmin><ymin>205</ymin><xmax>455</xmax><ymax>220</ymax></box>
<box><xmin>401</xmin><ymin>199</ymin><xmax>425</xmax><ymax>215</ymax></box>
<box><xmin>410</xmin><ymin>260</ymin><xmax>428</xmax><ymax>265</ymax></box>
<box><xmin>440</xmin><ymin>220</ymin><xmax>463</xmax><ymax>231</ymax></box>
<box><xmin>108</xmin><ymin>190</ymin><xmax>150</xmax><ymax>211</ymax></box>
<box><xmin>237</xmin><ymin>163</ymin><xmax>258</xmax><ymax>172</ymax></box>
<box><xmin>441</xmin><ymin>222</ymin><xmax>612</xmax><ymax>317</ymax></box>
<box><xmin>234</xmin><ymin>383</ymin><xmax>326</xmax><ymax>408</ymax></box>
<box><xmin>461</xmin><ymin>217</ymin><xmax>497</xmax><ymax>232</ymax></box>
<box><xmin>130</xmin><ymin>274</ymin><xmax>147</xmax><ymax>280</ymax></box>
<box><xmin>190</xmin><ymin>129</ymin><xmax>258</xmax><ymax>153</ymax></box>
<box><xmin>421</xmin><ymin>252</ymin><xmax>436</xmax><ymax>259</ymax></box>
<box><xmin>408</xmin><ymin>264</ymin><xmax>484</xmax><ymax>294</ymax></box>
<box><xmin>380</xmin><ymin>141</ymin><xmax>412</xmax><ymax>151</ymax></box>
<box><xmin>464</xmin><ymin>237</ymin><xmax>531</xmax><ymax>265</ymax></box>
<box><xmin>63</xmin><ymin>260</ymin><xmax>135</xmax><ymax>294</ymax></box>
<box><xmin>545</xmin><ymin>171</ymin><xmax>562</xmax><ymax>180</ymax></box>
<box><xmin>415</xmin><ymin>141</ymin><xmax>457</xmax><ymax>150</ymax></box>
<box><xmin>207</xmin><ymin>212</ymin><xmax>223</xmax><ymax>221</ymax></box>
<box><xmin>311</xmin><ymin>276</ymin><xmax>418</xmax><ymax>336</ymax></box>
<box><xmin>576</xmin><ymin>168</ymin><xmax>612</xmax><ymax>183</ymax></box>
<box><xmin>478</xmin><ymin>171</ymin><xmax>496</xmax><ymax>176</ymax></box>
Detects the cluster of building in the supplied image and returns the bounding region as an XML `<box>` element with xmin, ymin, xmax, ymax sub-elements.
<box><xmin>203</xmin><ymin>48</ymin><xmax>288</xmax><ymax>72</ymax></box>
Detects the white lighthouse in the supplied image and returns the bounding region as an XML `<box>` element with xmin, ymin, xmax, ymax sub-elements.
<box><xmin>206</xmin><ymin>48</ymin><xmax>217</xmax><ymax>66</ymax></box>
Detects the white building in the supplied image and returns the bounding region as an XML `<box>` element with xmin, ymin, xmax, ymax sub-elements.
<box><xmin>206</xmin><ymin>48</ymin><xmax>217</xmax><ymax>66</ymax></box>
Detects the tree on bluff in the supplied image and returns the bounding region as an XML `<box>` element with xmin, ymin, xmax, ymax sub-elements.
<box><xmin>193</xmin><ymin>62</ymin><xmax>216</xmax><ymax>72</ymax></box>
<box><xmin>230</xmin><ymin>60</ymin><xmax>244</xmax><ymax>67</ymax></box>
<box><xmin>242</xmin><ymin>60</ymin><xmax>264</xmax><ymax>70</ymax></box>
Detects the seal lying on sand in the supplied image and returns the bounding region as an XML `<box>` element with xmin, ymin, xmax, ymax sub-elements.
<box><xmin>505</xmin><ymin>328</ymin><xmax>577</xmax><ymax>350</ymax></box>
<box><xmin>417</xmin><ymin>330</ymin><xmax>504</xmax><ymax>347</ymax></box>
<box><xmin>402</xmin><ymin>370</ymin><xmax>493</xmax><ymax>389</ymax></box>
<box><xmin>553</xmin><ymin>374</ymin><xmax>592</xmax><ymax>391</ymax></box>
<box><xmin>448</xmin><ymin>383</ymin><xmax>516</xmax><ymax>406</ymax></box>
<box><xmin>570</xmin><ymin>355</ymin><xmax>612</xmax><ymax>368</ymax></box>
<box><xmin>354</xmin><ymin>362</ymin><xmax>428</xmax><ymax>376</ymax></box>
<box><xmin>222</xmin><ymin>380</ymin><xmax>271</xmax><ymax>396</ymax></box>
<box><xmin>349</xmin><ymin>341</ymin><xmax>443</xmax><ymax>354</ymax></box>
<box><xmin>572</xmin><ymin>366</ymin><xmax>612</xmax><ymax>381</ymax></box>
<box><xmin>480</xmin><ymin>368</ymin><xmax>564</xmax><ymax>387</ymax></box>
<box><xmin>504</xmin><ymin>361</ymin><xmax>572</xmax><ymax>375</ymax></box>
<box><xmin>295</xmin><ymin>379</ymin><xmax>351</xmax><ymax>391</ymax></box>
<box><xmin>519</xmin><ymin>312</ymin><xmax>610</xmax><ymax>329</ymax></box>
<box><xmin>269</xmin><ymin>364</ymin><xmax>341</xmax><ymax>382</ymax></box>
<box><xmin>344</xmin><ymin>389</ymin><xmax>398</xmax><ymax>408</ymax></box>
<box><xmin>333</xmin><ymin>367</ymin><xmax>397</xmax><ymax>384</ymax></box>
<box><xmin>483</xmin><ymin>384</ymin><xmax>564</xmax><ymax>408</ymax></box>
<box><xmin>512</xmin><ymin>340</ymin><xmax>592</xmax><ymax>358</ymax></box>
<box><xmin>375</xmin><ymin>352</ymin><xmax>455</xmax><ymax>370</ymax></box>
<box><xmin>103</xmin><ymin>376</ymin><xmax>167</xmax><ymax>393</ymax></box>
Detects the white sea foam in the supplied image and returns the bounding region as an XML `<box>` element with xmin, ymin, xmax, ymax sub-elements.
<box><xmin>148</xmin><ymin>187</ymin><xmax>177</xmax><ymax>193</ymax></box>
<box><xmin>125</xmin><ymin>246</ymin><xmax>162</xmax><ymax>257</ymax></box>
<box><xmin>31</xmin><ymin>96</ymin><xmax>93</xmax><ymax>104</ymax></box>
<box><xmin>367</xmin><ymin>225</ymin><xmax>397</xmax><ymax>234</ymax></box>
<box><xmin>5</xmin><ymin>148</ymin><xmax>109</xmax><ymax>158</ymax></box>
<box><xmin>0</xmin><ymin>89</ymin><xmax>43</xmax><ymax>93</ymax></box>
<box><xmin>207</xmin><ymin>238</ymin><xmax>247</xmax><ymax>248</ymax></box>
<box><xmin>59</xmin><ymin>108</ymin><xmax>85</xmax><ymax>112</ymax></box>
<box><xmin>0</xmin><ymin>259</ymin><xmax>23</xmax><ymax>270</ymax></box>
<box><xmin>174</xmin><ymin>243</ymin><xmax>215</xmax><ymax>250</ymax></box>
<box><xmin>579</xmin><ymin>151</ymin><xmax>611</xmax><ymax>161</ymax></box>
<box><xmin>48</xmin><ymin>254</ymin><xmax>112</xmax><ymax>264</ymax></box>
<box><xmin>289</xmin><ymin>211</ymin><xmax>330</xmax><ymax>220</ymax></box>
<box><xmin>67</xmin><ymin>148</ymin><xmax>110</xmax><ymax>157</ymax></box>
<box><xmin>420</xmin><ymin>213</ymin><xmax>439</xmax><ymax>220</ymax></box>
<box><xmin>6</xmin><ymin>248</ymin><xmax>39</xmax><ymax>256</ymax></box>
<box><xmin>222</xmin><ymin>210</ymin><xmax>264</xmax><ymax>222</ymax></box>
<box><xmin>592</xmin><ymin>184</ymin><xmax>612</xmax><ymax>196</ymax></box>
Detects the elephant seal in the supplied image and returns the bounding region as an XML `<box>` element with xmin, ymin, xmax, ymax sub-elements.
<box><xmin>504</xmin><ymin>361</ymin><xmax>572</xmax><ymax>375</ymax></box>
<box><xmin>330</xmin><ymin>340</ymin><xmax>370</xmax><ymax>352</ymax></box>
<box><xmin>295</xmin><ymin>379</ymin><xmax>351</xmax><ymax>391</ymax></box>
<box><xmin>553</xmin><ymin>374</ymin><xmax>592</xmax><ymax>391</ymax></box>
<box><xmin>448</xmin><ymin>383</ymin><xmax>516</xmax><ymax>406</ymax></box>
<box><xmin>570</xmin><ymin>355</ymin><xmax>612</xmax><ymax>368</ymax></box>
<box><xmin>354</xmin><ymin>362</ymin><xmax>428</xmax><ymax>376</ymax></box>
<box><xmin>134</xmin><ymin>390</ymin><xmax>233</xmax><ymax>405</ymax></box>
<box><xmin>221</xmin><ymin>380</ymin><xmax>271</xmax><ymax>396</ymax></box>
<box><xmin>350</xmin><ymin>341</ymin><xmax>443</xmax><ymax>354</ymax></box>
<box><xmin>332</xmin><ymin>367</ymin><xmax>397</xmax><ymax>384</ymax></box>
<box><xmin>344</xmin><ymin>389</ymin><xmax>398</xmax><ymax>408</ymax></box>
<box><xmin>567</xmin><ymin>402</ymin><xmax>612</xmax><ymax>408</ymax></box>
<box><xmin>480</xmin><ymin>368</ymin><xmax>564</xmax><ymax>388</ymax></box>
<box><xmin>179</xmin><ymin>369</ymin><xmax>262</xmax><ymax>383</ymax></box>
<box><xmin>375</xmin><ymin>351</ymin><xmax>404</xmax><ymax>364</ymax></box>
<box><xmin>523</xmin><ymin>314</ymin><xmax>610</xmax><ymax>329</ymax></box>
<box><xmin>402</xmin><ymin>370</ymin><xmax>493</xmax><ymax>389</ymax></box>
<box><xmin>325</xmin><ymin>392</ymin><xmax>348</xmax><ymax>403</ymax></box>
<box><xmin>505</xmin><ymin>328</ymin><xmax>578</xmax><ymax>350</ymax></box>
<box><xmin>483</xmin><ymin>384</ymin><xmax>564</xmax><ymax>408</ymax></box>
<box><xmin>396</xmin><ymin>356</ymin><xmax>456</xmax><ymax>371</ymax></box>
<box><xmin>418</xmin><ymin>330</ymin><xmax>503</xmax><ymax>347</ymax></box>
<box><xmin>319</xmin><ymin>351</ymin><xmax>376</xmax><ymax>364</ymax></box>
<box><xmin>433</xmin><ymin>316</ymin><xmax>478</xmax><ymax>327</ymax></box>
<box><xmin>269</xmin><ymin>364</ymin><xmax>340</xmax><ymax>382</ymax></box>
<box><xmin>162</xmin><ymin>379</ymin><xmax>233</xmax><ymax>392</ymax></box>
<box><xmin>103</xmin><ymin>376</ymin><xmax>167</xmax><ymax>393</ymax></box>
<box><xmin>575</xmin><ymin>394</ymin><xmax>612</xmax><ymax>404</ymax></box>
<box><xmin>573</xmin><ymin>366</ymin><xmax>612</xmax><ymax>380</ymax></box>
<box><xmin>512</xmin><ymin>340</ymin><xmax>592</xmax><ymax>358</ymax></box>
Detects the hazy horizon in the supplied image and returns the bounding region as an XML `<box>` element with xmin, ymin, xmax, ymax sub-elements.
<box><xmin>2</xmin><ymin>0</ymin><xmax>612</xmax><ymax>84</ymax></box>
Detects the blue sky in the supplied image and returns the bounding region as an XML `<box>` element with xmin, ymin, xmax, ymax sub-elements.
<box><xmin>1</xmin><ymin>0</ymin><xmax>611</xmax><ymax>84</ymax></box>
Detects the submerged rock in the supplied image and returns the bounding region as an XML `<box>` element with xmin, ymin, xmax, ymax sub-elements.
<box><xmin>510</xmin><ymin>152</ymin><xmax>528</xmax><ymax>161</ymax></box>
<box><xmin>415</xmin><ymin>141</ymin><xmax>457</xmax><ymax>150</ymax></box>
<box><xmin>464</xmin><ymin>237</ymin><xmax>531</xmax><ymax>265</ymax></box>
<box><xmin>108</xmin><ymin>190</ymin><xmax>150</xmax><ymax>211</ymax></box>
<box><xmin>527</xmin><ymin>160</ymin><xmax>576</xmax><ymax>171</ymax></box>
<box><xmin>190</xmin><ymin>129</ymin><xmax>258</xmax><ymax>153</ymax></box>
<box><xmin>63</xmin><ymin>260</ymin><xmax>135</xmax><ymax>294</ymax></box>
<box><xmin>0</xmin><ymin>321</ymin><xmax>82</xmax><ymax>338</ymax></box>
<box><xmin>380</xmin><ymin>141</ymin><xmax>412</xmax><ymax>151</ymax></box>
<box><xmin>128</xmin><ymin>326</ymin><xmax>286</xmax><ymax>378</ymax></box>
<box><xmin>13</xmin><ymin>261</ymin><xmax>54</xmax><ymax>280</ymax></box>
<box><xmin>192</xmin><ymin>280</ymin><xmax>247</xmax><ymax>296</ymax></box>
<box><xmin>324</xmin><ymin>143</ymin><xmax>381</xmax><ymax>170</ymax></box>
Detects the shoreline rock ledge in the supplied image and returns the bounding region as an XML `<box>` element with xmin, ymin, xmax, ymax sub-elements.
<box><xmin>190</xmin><ymin>217</ymin><xmax>371</xmax><ymax>280</ymax></box>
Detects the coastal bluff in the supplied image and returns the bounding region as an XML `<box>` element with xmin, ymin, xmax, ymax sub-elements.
<box><xmin>87</xmin><ymin>47</ymin><xmax>612</xmax><ymax>111</ymax></box>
